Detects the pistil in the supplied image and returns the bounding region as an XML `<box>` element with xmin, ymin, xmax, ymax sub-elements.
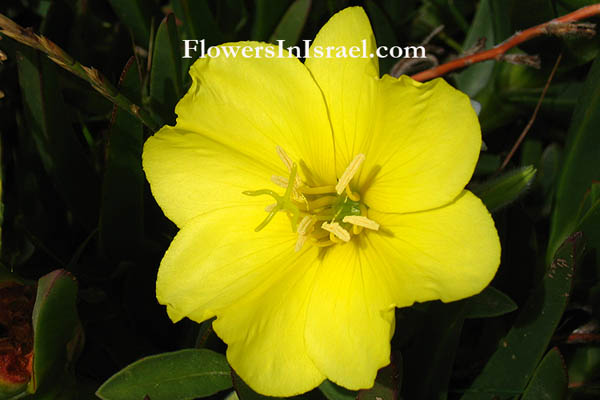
<box><xmin>244</xmin><ymin>147</ymin><xmax>380</xmax><ymax>252</ymax></box>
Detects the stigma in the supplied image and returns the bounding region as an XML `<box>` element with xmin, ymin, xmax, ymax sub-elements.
<box><xmin>244</xmin><ymin>147</ymin><xmax>380</xmax><ymax>252</ymax></box>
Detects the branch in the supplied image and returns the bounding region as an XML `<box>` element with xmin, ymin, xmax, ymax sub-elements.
<box><xmin>0</xmin><ymin>13</ymin><xmax>160</xmax><ymax>132</ymax></box>
<box><xmin>411</xmin><ymin>4</ymin><xmax>600</xmax><ymax>82</ymax></box>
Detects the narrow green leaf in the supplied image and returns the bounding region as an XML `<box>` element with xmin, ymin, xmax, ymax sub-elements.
<box><xmin>364</xmin><ymin>0</ymin><xmax>398</xmax><ymax>74</ymax></box>
<box><xmin>461</xmin><ymin>232</ymin><xmax>584</xmax><ymax>400</ymax></box>
<box><xmin>268</xmin><ymin>0</ymin><xmax>311</xmax><ymax>47</ymax></box>
<box><xmin>465</xmin><ymin>286</ymin><xmax>518</xmax><ymax>319</ymax></box>
<box><xmin>549</xmin><ymin>56</ymin><xmax>600</xmax><ymax>262</ymax></box>
<box><xmin>454</xmin><ymin>0</ymin><xmax>494</xmax><ymax>97</ymax></box>
<box><xmin>403</xmin><ymin>302</ymin><xmax>467</xmax><ymax>400</ymax></box>
<box><xmin>172</xmin><ymin>0</ymin><xmax>224</xmax><ymax>45</ymax></box>
<box><xmin>99</xmin><ymin>57</ymin><xmax>144</xmax><ymax>261</ymax></box>
<box><xmin>15</xmin><ymin>47</ymin><xmax>100</xmax><ymax>230</ymax></box>
<box><xmin>251</xmin><ymin>0</ymin><xmax>292</xmax><ymax>41</ymax></box>
<box><xmin>319</xmin><ymin>380</ymin><xmax>357</xmax><ymax>400</ymax></box>
<box><xmin>521</xmin><ymin>348</ymin><xmax>567</xmax><ymax>400</ymax></box>
<box><xmin>471</xmin><ymin>165</ymin><xmax>537</xmax><ymax>212</ymax></box>
<box><xmin>106</xmin><ymin>0</ymin><xmax>154</xmax><ymax>45</ymax></box>
<box><xmin>150</xmin><ymin>13</ymin><xmax>183</xmax><ymax>125</ymax></box>
<box><xmin>29</xmin><ymin>270</ymin><xmax>79</xmax><ymax>393</ymax></box>
<box><xmin>96</xmin><ymin>349</ymin><xmax>232</xmax><ymax>400</ymax></box>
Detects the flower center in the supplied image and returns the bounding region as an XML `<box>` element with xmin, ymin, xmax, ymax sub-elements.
<box><xmin>243</xmin><ymin>147</ymin><xmax>380</xmax><ymax>252</ymax></box>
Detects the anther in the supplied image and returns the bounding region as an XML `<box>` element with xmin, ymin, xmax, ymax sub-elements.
<box><xmin>271</xmin><ymin>175</ymin><xmax>288</xmax><ymax>188</ymax></box>
<box><xmin>336</xmin><ymin>154</ymin><xmax>365</xmax><ymax>195</ymax></box>
<box><xmin>276</xmin><ymin>146</ymin><xmax>302</xmax><ymax>187</ymax></box>
<box><xmin>321</xmin><ymin>222</ymin><xmax>351</xmax><ymax>242</ymax></box>
<box><xmin>342</xmin><ymin>215</ymin><xmax>380</xmax><ymax>231</ymax></box>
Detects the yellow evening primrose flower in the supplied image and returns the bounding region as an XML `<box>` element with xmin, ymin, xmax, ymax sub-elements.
<box><xmin>142</xmin><ymin>6</ymin><xmax>501</xmax><ymax>397</ymax></box>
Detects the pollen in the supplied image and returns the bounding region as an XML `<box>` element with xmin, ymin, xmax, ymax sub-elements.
<box><xmin>321</xmin><ymin>222</ymin><xmax>351</xmax><ymax>242</ymax></box>
<box><xmin>246</xmin><ymin>148</ymin><xmax>379</xmax><ymax>250</ymax></box>
<box><xmin>342</xmin><ymin>215</ymin><xmax>380</xmax><ymax>231</ymax></box>
<box><xmin>335</xmin><ymin>153</ymin><xmax>365</xmax><ymax>195</ymax></box>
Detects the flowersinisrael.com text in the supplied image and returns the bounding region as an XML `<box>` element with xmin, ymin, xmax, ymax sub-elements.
<box><xmin>182</xmin><ymin>39</ymin><xmax>426</xmax><ymax>60</ymax></box>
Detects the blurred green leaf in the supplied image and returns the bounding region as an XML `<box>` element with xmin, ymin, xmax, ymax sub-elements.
<box><xmin>358</xmin><ymin>362</ymin><xmax>401</xmax><ymax>400</ymax></box>
<box><xmin>106</xmin><ymin>0</ymin><xmax>154</xmax><ymax>45</ymax></box>
<box><xmin>172</xmin><ymin>0</ymin><xmax>224</xmax><ymax>45</ymax></box>
<box><xmin>15</xmin><ymin>47</ymin><xmax>100</xmax><ymax>230</ymax></box>
<box><xmin>521</xmin><ymin>348</ymin><xmax>567</xmax><ymax>400</ymax></box>
<box><xmin>96</xmin><ymin>349</ymin><xmax>232</xmax><ymax>400</ymax></box>
<box><xmin>99</xmin><ymin>57</ymin><xmax>144</xmax><ymax>261</ymax></box>
<box><xmin>319</xmin><ymin>380</ymin><xmax>356</xmax><ymax>400</ymax></box>
<box><xmin>465</xmin><ymin>287</ymin><xmax>518</xmax><ymax>319</ymax></box>
<box><xmin>252</xmin><ymin>0</ymin><xmax>292</xmax><ymax>41</ymax></box>
<box><xmin>403</xmin><ymin>302</ymin><xmax>466</xmax><ymax>400</ymax></box>
<box><xmin>364</xmin><ymin>0</ymin><xmax>398</xmax><ymax>74</ymax></box>
<box><xmin>472</xmin><ymin>165</ymin><xmax>537</xmax><ymax>212</ymax></box>
<box><xmin>548</xmin><ymin>56</ymin><xmax>600</xmax><ymax>262</ymax></box>
<box><xmin>576</xmin><ymin>182</ymin><xmax>600</xmax><ymax>251</ymax></box>
<box><xmin>149</xmin><ymin>13</ymin><xmax>183</xmax><ymax>125</ymax></box>
<box><xmin>29</xmin><ymin>270</ymin><xmax>79</xmax><ymax>393</ymax></box>
<box><xmin>269</xmin><ymin>0</ymin><xmax>311</xmax><ymax>47</ymax></box>
<box><xmin>454</xmin><ymin>0</ymin><xmax>496</xmax><ymax>97</ymax></box>
<box><xmin>461</xmin><ymin>232</ymin><xmax>584</xmax><ymax>400</ymax></box>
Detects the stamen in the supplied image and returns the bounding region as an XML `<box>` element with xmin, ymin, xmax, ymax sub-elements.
<box><xmin>352</xmin><ymin>224</ymin><xmax>363</xmax><ymax>235</ymax></box>
<box><xmin>265</xmin><ymin>203</ymin><xmax>276</xmax><ymax>212</ymax></box>
<box><xmin>276</xmin><ymin>146</ymin><xmax>302</xmax><ymax>187</ymax></box>
<box><xmin>298</xmin><ymin>185</ymin><xmax>337</xmax><ymax>195</ymax></box>
<box><xmin>336</xmin><ymin>154</ymin><xmax>365</xmax><ymax>195</ymax></box>
<box><xmin>276</xmin><ymin>146</ymin><xmax>294</xmax><ymax>172</ymax></box>
<box><xmin>311</xmin><ymin>239</ymin><xmax>336</xmax><ymax>248</ymax></box>
<box><xmin>321</xmin><ymin>222</ymin><xmax>351</xmax><ymax>242</ymax></box>
<box><xmin>295</xmin><ymin>235</ymin><xmax>308</xmax><ymax>252</ymax></box>
<box><xmin>307</xmin><ymin>196</ymin><xmax>337</xmax><ymax>210</ymax></box>
<box><xmin>345</xmin><ymin>185</ymin><xmax>360</xmax><ymax>201</ymax></box>
<box><xmin>271</xmin><ymin>175</ymin><xmax>288</xmax><ymax>188</ymax></box>
<box><xmin>343</xmin><ymin>215</ymin><xmax>380</xmax><ymax>231</ymax></box>
<box><xmin>297</xmin><ymin>215</ymin><xmax>316</xmax><ymax>235</ymax></box>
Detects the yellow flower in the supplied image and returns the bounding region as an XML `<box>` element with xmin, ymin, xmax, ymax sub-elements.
<box><xmin>142</xmin><ymin>6</ymin><xmax>500</xmax><ymax>397</ymax></box>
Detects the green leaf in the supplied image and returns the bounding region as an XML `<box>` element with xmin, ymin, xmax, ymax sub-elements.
<box><xmin>549</xmin><ymin>56</ymin><xmax>600</xmax><ymax>262</ymax></box>
<box><xmin>460</xmin><ymin>232</ymin><xmax>584</xmax><ymax>400</ymax></box>
<box><xmin>251</xmin><ymin>0</ymin><xmax>292</xmax><ymax>41</ymax></box>
<box><xmin>99</xmin><ymin>57</ymin><xmax>144</xmax><ymax>261</ymax></box>
<box><xmin>15</xmin><ymin>47</ymin><xmax>100</xmax><ymax>230</ymax></box>
<box><xmin>29</xmin><ymin>270</ymin><xmax>79</xmax><ymax>393</ymax></box>
<box><xmin>403</xmin><ymin>302</ymin><xmax>467</xmax><ymax>400</ymax></box>
<box><xmin>96</xmin><ymin>349</ymin><xmax>232</xmax><ymax>400</ymax></box>
<box><xmin>521</xmin><ymin>348</ymin><xmax>567</xmax><ymax>400</ymax></box>
<box><xmin>268</xmin><ymin>0</ymin><xmax>311</xmax><ymax>47</ymax></box>
<box><xmin>454</xmin><ymin>0</ymin><xmax>495</xmax><ymax>97</ymax></box>
<box><xmin>319</xmin><ymin>380</ymin><xmax>357</xmax><ymax>400</ymax></box>
<box><xmin>149</xmin><ymin>13</ymin><xmax>183</xmax><ymax>126</ymax></box>
<box><xmin>364</xmin><ymin>0</ymin><xmax>398</xmax><ymax>74</ymax></box>
<box><xmin>465</xmin><ymin>286</ymin><xmax>518</xmax><ymax>319</ymax></box>
<box><xmin>471</xmin><ymin>165</ymin><xmax>537</xmax><ymax>212</ymax></box>
<box><xmin>106</xmin><ymin>0</ymin><xmax>154</xmax><ymax>45</ymax></box>
<box><xmin>172</xmin><ymin>0</ymin><xmax>224</xmax><ymax>45</ymax></box>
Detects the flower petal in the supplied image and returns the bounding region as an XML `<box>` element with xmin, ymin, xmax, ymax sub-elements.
<box><xmin>305</xmin><ymin>241</ymin><xmax>395</xmax><ymax>390</ymax></box>
<box><xmin>304</xmin><ymin>7</ymin><xmax>380</xmax><ymax>176</ymax></box>
<box><xmin>366</xmin><ymin>190</ymin><xmax>500</xmax><ymax>306</ymax></box>
<box><xmin>144</xmin><ymin>126</ymin><xmax>279</xmax><ymax>228</ymax></box>
<box><xmin>156</xmin><ymin>205</ymin><xmax>299</xmax><ymax>323</ymax></box>
<box><xmin>357</xmin><ymin>76</ymin><xmax>481</xmax><ymax>213</ymax></box>
<box><xmin>144</xmin><ymin>42</ymin><xmax>335</xmax><ymax>226</ymax></box>
<box><xmin>212</xmin><ymin>248</ymin><xmax>325</xmax><ymax>396</ymax></box>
